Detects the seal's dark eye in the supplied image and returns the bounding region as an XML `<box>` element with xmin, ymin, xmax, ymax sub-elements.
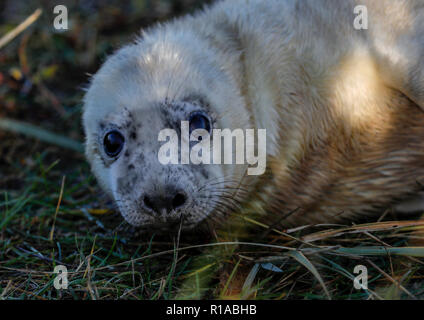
<box><xmin>189</xmin><ymin>112</ymin><xmax>211</xmax><ymax>135</ymax></box>
<box><xmin>104</xmin><ymin>131</ymin><xmax>125</xmax><ymax>157</ymax></box>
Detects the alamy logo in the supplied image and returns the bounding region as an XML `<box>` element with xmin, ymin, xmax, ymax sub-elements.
<box><xmin>53</xmin><ymin>265</ymin><xmax>68</xmax><ymax>290</ymax></box>
<box><xmin>353</xmin><ymin>5</ymin><xmax>368</xmax><ymax>30</ymax></box>
<box><xmin>53</xmin><ymin>5</ymin><xmax>68</xmax><ymax>30</ymax></box>
<box><xmin>158</xmin><ymin>121</ymin><xmax>267</xmax><ymax>176</ymax></box>
<box><xmin>353</xmin><ymin>265</ymin><xmax>368</xmax><ymax>290</ymax></box>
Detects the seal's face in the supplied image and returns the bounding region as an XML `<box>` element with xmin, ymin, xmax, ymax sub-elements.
<box><xmin>83</xmin><ymin>38</ymin><xmax>251</xmax><ymax>229</ymax></box>
<box><xmin>96</xmin><ymin>101</ymin><xmax>225</xmax><ymax>229</ymax></box>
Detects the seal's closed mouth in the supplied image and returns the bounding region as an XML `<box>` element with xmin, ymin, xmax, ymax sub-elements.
<box><xmin>136</xmin><ymin>218</ymin><xmax>185</xmax><ymax>232</ymax></box>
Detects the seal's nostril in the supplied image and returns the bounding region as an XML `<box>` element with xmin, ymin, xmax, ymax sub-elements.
<box><xmin>143</xmin><ymin>191</ymin><xmax>186</xmax><ymax>214</ymax></box>
<box><xmin>143</xmin><ymin>196</ymin><xmax>154</xmax><ymax>211</ymax></box>
<box><xmin>172</xmin><ymin>193</ymin><xmax>186</xmax><ymax>209</ymax></box>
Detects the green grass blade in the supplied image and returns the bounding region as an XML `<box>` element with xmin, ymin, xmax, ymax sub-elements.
<box><xmin>287</xmin><ymin>251</ymin><xmax>331</xmax><ymax>299</ymax></box>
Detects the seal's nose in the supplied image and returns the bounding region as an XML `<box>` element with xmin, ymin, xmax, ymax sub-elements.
<box><xmin>143</xmin><ymin>189</ymin><xmax>187</xmax><ymax>215</ymax></box>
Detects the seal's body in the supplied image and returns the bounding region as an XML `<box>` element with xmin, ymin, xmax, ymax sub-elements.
<box><xmin>83</xmin><ymin>0</ymin><xmax>424</xmax><ymax>229</ymax></box>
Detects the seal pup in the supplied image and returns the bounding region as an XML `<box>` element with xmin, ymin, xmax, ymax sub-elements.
<box><xmin>83</xmin><ymin>0</ymin><xmax>424</xmax><ymax>229</ymax></box>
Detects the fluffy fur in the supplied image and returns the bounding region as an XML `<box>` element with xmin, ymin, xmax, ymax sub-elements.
<box><xmin>83</xmin><ymin>0</ymin><xmax>424</xmax><ymax>229</ymax></box>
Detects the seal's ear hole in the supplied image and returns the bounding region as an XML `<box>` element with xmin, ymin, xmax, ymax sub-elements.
<box><xmin>189</xmin><ymin>112</ymin><xmax>211</xmax><ymax>136</ymax></box>
<box><xmin>104</xmin><ymin>130</ymin><xmax>125</xmax><ymax>158</ymax></box>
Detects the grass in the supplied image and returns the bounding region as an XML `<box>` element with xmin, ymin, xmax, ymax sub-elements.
<box><xmin>1</xmin><ymin>0</ymin><xmax>424</xmax><ymax>300</ymax></box>
<box><xmin>1</xmin><ymin>155</ymin><xmax>423</xmax><ymax>300</ymax></box>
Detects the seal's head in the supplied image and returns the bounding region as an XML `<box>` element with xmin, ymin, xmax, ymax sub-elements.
<box><xmin>83</xmin><ymin>28</ymin><xmax>251</xmax><ymax>230</ymax></box>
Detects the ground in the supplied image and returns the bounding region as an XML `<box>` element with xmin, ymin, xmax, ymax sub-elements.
<box><xmin>0</xmin><ymin>0</ymin><xmax>424</xmax><ymax>300</ymax></box>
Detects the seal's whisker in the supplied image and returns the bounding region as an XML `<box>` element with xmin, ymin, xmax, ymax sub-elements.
<box><xmin>197</xmin><ymin>190</ymin><xmax>245</xmax><ymax>203</ymax></box>
<box><xmin>197</xmin><ymin>182</ymin><xmax>249</xmax><ymax>195</ymax></box>
<box><xmin>200</xmin><ymin>189</ymin><xmax>249</xmax><ymax>199</ymax></box>
<box><xmin>196</xmin><ymin>197</ymin><xmax>234</xmax><ymax>213</ymax></box>
<box><xmin>194</xmin><ymin>204</ymin><xmax>225</xmax><ymax>225</ymax></box>
<box><xmin>196</xmin><ymin>179</ymin><xmax>246</xmax><ymax>192</ymax></box>
<box><xmin>199</xmin><ymin>184</ymin><xmax>249</xmax><ymax>192</ymax></box>
<box><xmin>198</xmin><ymin>196</ymin><xmax>241</xmax><ymax>215</ymax></box>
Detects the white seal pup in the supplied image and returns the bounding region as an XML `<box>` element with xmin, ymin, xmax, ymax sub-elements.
<box><xmin>83</xmin><ymin>0</ymin><xmax>424</xmax><ymax>229</ymax></box>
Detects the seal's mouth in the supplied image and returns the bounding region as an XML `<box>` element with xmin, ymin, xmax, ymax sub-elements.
<box><xmin>152</xmin><ymin>214</ymin><xmax>184</xmax><ymax>227</ymax></box>
<box><xmin>130</xmin><ymin>216</ymin><xmax>197</xmax><ymax>232</ymax></box>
